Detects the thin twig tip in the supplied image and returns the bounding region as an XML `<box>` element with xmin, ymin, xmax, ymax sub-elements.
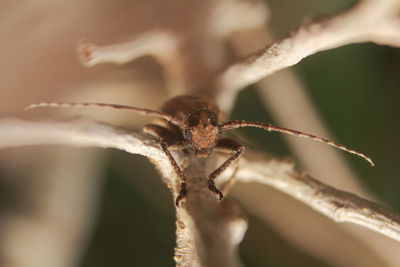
<box><xmin>24</xmin><ymin>104</ymin><xmax>37</xmax><ymax>111</ymax></box>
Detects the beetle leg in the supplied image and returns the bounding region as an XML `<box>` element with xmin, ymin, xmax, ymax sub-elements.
<box><xmin>208</xmin><ymin>138</ymin><xmax>244</xmax><ymax>200</ymax></box>
<box><xmin>219</xmin><ymin>164</ymin><xmax>239</xmax><ymax>195</ymax></box>
<box><xmin>143</xmin><ymin>124</ymin><xmax>187</xmax><ymax>206</ymax></box>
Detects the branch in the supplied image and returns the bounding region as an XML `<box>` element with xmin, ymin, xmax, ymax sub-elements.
<box><xmin>235</xmin><ymin>151</ymin><xmax>400</xmax><ymax>243</ymax></box>
<box><xmin>0</xmin><ymin>119</ymin><xmax>245</xmax><ymax>267</ymax></box>
<box><xmin>2</xmin><ymin>119</ymin><xmax>399</xmax><ymax>244</ymax></box>
<box><xmin>78</xmin><ymin>31</ymin><xmax>186</xmax><ymax>96</ymax></box>
<box><xmin>224</xmin><ymin>4</ymin><xmax>400</xmax><ymax>264</ymax></box>
<box><xmin>216</xmin><ymin>0</ymin><xmax>400</xmax><ymax>110</ymax></box>
<box><xmin>175</xmin><ymin>158</ymin><xmax>247</xmax><ymax>267</ymax></box>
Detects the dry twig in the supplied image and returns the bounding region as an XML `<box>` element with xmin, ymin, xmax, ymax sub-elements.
<box><xmin>0</xmin><ymin>119</ymin><xmax>246</xmax><ymax>267</ymax></box>
<box><xmin>216</xmin><ymin>0</ymin><xmax>400</xmax><ymax>111</ymax></box>
<box><xmin>235</xmin><ymin>152</ymin><xmax>400</xmax><ymax>243</ymax></box>
<box><xmin>225</xmin><ymin>1</ymin><xmax>400</xmax><ymax>264</ymax></box>
<box><xmin>78</xmin><ymin>31</ymin><xmax>186</xmax><ymax>96</ymax></box>
<box><xmin>0</xmin><ymin>119</ymin><xmax>399</xmax><ymax>245</ymax></box>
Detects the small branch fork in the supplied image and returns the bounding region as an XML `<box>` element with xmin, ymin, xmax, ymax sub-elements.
<box><xmin>215</xmin><ymin>0</ymin><xmax>400</xmax><ymax>110</ymax></box>
<box><xmin>0</xmin><ymin>119</ymin><xmax>246</xmax><ymax>267</ymax></box>
<box><xmin>1</xmin><ymin>119</ymin><xmax>399</xmax><ymax>245</ymax></box>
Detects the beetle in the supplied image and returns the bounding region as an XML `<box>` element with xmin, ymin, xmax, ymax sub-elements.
<box><xmin>26</xmin><ymin>94</ymin><xmax>373</xmax><ymax>206</ymax></box>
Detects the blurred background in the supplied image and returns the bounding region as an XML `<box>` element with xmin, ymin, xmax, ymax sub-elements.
<box><xmin>0</xmin><ymin>0</ymin><xmax>399</xmax><ymax>266</ymax></box>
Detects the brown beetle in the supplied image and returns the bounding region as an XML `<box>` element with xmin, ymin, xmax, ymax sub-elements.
<box><xmin>26</xmin><ymin>94</ymin><xmax>373</xmax><ymax>206</ymax></box>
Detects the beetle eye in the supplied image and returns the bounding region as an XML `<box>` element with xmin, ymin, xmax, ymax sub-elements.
<box><xmin>188</xmin><ymin>115</ymin><xmax>199</xmax><ymax>127</ymax></box>
<box><xmin>210</xmin><ymin>115</ymin><xmax>218</xmax><ymax>126</ymax></box>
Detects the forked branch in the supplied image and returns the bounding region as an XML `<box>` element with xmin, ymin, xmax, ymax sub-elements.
<box><xmin>0</xmin><ymin>118</ymin><xmax>245</xmax><ymax>267</ymax></box>
<box><xmin>0</xmin><ymin>118</ymin><xmax>399</xmax><ymax>245</ymax></box>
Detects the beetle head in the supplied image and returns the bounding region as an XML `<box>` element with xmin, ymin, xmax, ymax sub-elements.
<box><xmin>184</xmin><ymin>110</ymin><xmax>221</xmax><ymax>157</ymax></box>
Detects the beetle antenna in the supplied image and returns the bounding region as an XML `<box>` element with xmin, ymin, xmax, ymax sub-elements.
<box><xmin>222</xmin><ymin>120</ymin><xmax>374</xmax><ymax>166</ymax></box>
<box><xmin>25</xmin><ymin>102</ymin><xmax>184</xmax><ymax>127</ymax></box>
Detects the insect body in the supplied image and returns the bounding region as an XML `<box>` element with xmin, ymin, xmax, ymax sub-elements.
<box><xmin>26</xmin><ymin>94</ymin><xmax>374</xmax><ymax>206</ymax></box>
<box><xmin>144</xmin><ymin>95</ymin><xmax>243</xmax><ymax>205</ymax></box>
